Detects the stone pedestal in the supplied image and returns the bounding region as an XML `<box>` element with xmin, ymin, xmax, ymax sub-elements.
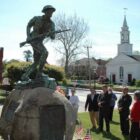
<box><xmin>0</xmin><ymin>87</ymin><xmax>76</xmax><ymax>140</ymax></box>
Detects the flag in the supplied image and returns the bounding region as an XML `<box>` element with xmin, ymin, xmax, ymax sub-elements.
<box><xmin>83</xmin><ymin>129</ymin><xmax>91</xmax><ymax>140</ymax></box>
<box><xmin>75</xmin><ymin>124</ymin><xmax>84</xmax><ymax>135</ymax></box>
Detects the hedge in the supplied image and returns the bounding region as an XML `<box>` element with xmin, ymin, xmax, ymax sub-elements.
<box><xmin>136</xmin><ymin>80</ymin><xmax>140</xmax><ymax>87</ymax></box>
<box><xmin>4</xmin><ymin>61</ymin><xmax>65</xmax><ymax>84</ymax></box>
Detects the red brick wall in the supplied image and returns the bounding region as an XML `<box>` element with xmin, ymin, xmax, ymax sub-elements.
<box><xmin>0</xmin><ymin>47</ymin><xmax>3</xmax><ymax>83</ymax></box>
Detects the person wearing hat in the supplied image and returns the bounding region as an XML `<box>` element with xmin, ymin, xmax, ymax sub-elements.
<box><xmin>118</xmin><ymin>86</ymin><xmax>132</xmax><ymax>136</ymax></box>
<box><xmin>21</xmin><ymin>5</ymin><xmax>56</xmax><ymax>81</ymax></box>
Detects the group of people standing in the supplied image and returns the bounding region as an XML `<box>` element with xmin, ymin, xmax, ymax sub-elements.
<box><xmin>85</xmin><ymin>85</ymin><xmax>140</xmax><ymax>140</ymax></box>
<box><xmin>118</xmin><ymin>87</ymin><xmax>140</xmax><ymax>140</ymax></box>
<box><xmin>85</xmin><ymin>85</ymin><xmax>117</xmax><ymax>133</ymax></box>
<box><xmin>56</xmin><ymin>85</ymin><xmax>140</xmax><ymax>139</ymax></box>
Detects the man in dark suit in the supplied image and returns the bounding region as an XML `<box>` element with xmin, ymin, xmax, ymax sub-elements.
<box><xmin>85</xmin><ymin>87</ymin><xmax>99</xmax><ymax>129</ymax></box>
<box><xmin>118</xmin><ymin>86</ymin><xmax>132</xmax><ymax>136</ymax></box>
<box><xmin>98</xmin><ymin>85</ymin><xmax>111</xmax><ymax>133</ymax></box>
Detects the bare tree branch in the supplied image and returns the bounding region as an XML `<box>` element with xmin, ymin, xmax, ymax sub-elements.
<box><xmin>54</xmin><ymin>13</ymin><xmax>89</xmax><ymax>75</ymax></box>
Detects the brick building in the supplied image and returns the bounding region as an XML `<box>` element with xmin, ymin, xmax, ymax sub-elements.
<box><xmin>0</xmin><ymin>47</ymin><xmax>3</xmax><ymax>83</ymax></box>
<box><xmin>68</xmin><ymin>57</ymin><xmax>108</xmax><ymax>80</ymax></box>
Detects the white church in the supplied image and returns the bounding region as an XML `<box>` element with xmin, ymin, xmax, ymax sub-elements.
<box><xmin>106</xmin><ymin>15</ymin><xmax>140</xmax><ymax>84</ymax></box>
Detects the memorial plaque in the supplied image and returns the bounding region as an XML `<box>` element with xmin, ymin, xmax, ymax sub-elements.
<box><xmin>39</xmin><ymin>105</ymin><xmax>65</xmax><ymax>140</ymax></box>
<box><xmin>4</xmin><ymin>101</ymin><xmax>19</xmax><ymax>122</ymax></box>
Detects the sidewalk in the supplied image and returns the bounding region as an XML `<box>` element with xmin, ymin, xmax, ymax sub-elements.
<box><xmin>0</xmin><ymin>106</ymin><xmax>3</xmax><ymax>140</ymax></box>
<box><xmin>0</xmin><ymin>105</ymin><xmax>2</xmax><ymax>115</ymax></box>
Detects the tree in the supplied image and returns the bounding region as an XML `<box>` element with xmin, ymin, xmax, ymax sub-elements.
<box><xmin>23</xmin><ymin>50</ymin><xmax>33</xmax><ymax>62</ymax></box>
<box><xmin>54</xmin><ymin>13</ymin><xmax>89</xmax><ymax>76</ymax></box>
<box><xmin>133</xmin><ymin>50</ymin><xmax>140</xmax><ymax>55</ymax></box>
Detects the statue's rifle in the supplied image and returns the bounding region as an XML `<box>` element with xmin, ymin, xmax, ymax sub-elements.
<box><xmin>20</xmin><ymin>29</ymin><xmax>71</xmax><ymax>47</ymax></box>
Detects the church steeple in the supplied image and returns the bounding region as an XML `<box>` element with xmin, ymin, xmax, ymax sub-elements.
<box><xmin>118</xmin><ymin>9</ymin><xmax>133</xmax><ymax>56</ymax></box>
<box><xmin>123</xmin><ymin>15</ymin><xmax>128</xmax><ymax>28</ymax></box>
<box><xmin>120</xmin><ymin>15</ymin><xmax>130</xmax><ymax>44</ymax></box>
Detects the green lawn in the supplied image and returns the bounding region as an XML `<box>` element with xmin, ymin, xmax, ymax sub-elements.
<box><xmin>78</xmin><ymin>110</ymin><xmax>130</xmax><ymax>140</ymax></box>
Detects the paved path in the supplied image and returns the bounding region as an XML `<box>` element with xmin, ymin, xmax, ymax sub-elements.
<box><xmin>0</xmin><ymin>106</ymin><xmax>3</xmax><ymax>140</ymax></box>
<box><xmin>0</xmin><ymin>106</ymin><xmax>2</xmax><ymax>115</ymax></box>
<box><xmin>0</xmin><ymin>105</ymin><xmax>3</xmax><ymax>139</ymax></box>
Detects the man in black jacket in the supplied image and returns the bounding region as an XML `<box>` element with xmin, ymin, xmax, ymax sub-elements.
<box><xmin>85</xmin><ymin>87</ymin><xmax>99</xmax><ymax>130</ymax></box>
<box><xmin>98</xmin><ymin>85</ymin><xmax>111</xmax><ymax>132</ymax></box>
<box><xmin>118</xmin><ymin>87</ymin><xmax>132</xmax><ymax>135</ymax></box>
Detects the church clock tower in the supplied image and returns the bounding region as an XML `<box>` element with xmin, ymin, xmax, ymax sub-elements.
<box><xmin>118</xmin><ymin>15</ymin><xmax>133</xmax><ymax>55</ymax></box>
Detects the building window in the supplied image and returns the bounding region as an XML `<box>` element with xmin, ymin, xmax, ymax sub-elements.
<box><xmin>119</xmin><ymin>66</ymin><xmax>124</xmax><ymax>79</ymax></box>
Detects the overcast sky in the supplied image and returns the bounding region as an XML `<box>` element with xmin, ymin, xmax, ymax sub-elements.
<box><xmin>0</xmin><ymin>0</ymin><xmax>140</xmax><ymax>64</ymax></box>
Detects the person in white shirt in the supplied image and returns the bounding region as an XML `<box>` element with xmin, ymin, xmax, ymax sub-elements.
<box><xmin>69</xmin><ymin>88</ymin><xmax>79</xmax><ymax>120</ymax></box>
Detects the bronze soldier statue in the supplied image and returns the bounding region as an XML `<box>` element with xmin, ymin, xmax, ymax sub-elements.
<box><xmin>21</xmin><ymin>5</ymin><xmax>56</xmax><ymax>81</ymax></box>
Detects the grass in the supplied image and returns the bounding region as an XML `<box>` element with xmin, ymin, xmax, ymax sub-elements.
<box><xmin>78</xmin><ymin>110</ymin><xmax>130</xmax><ymax>140</ymax></box>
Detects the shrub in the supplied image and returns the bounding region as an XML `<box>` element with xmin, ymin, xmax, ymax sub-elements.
<box><xmin>62</xmin><ymin>78</ymin><xmax>69</xmax><ymax>86</ymax></box>
<box><xmin>6</xmin><ymin>61</ymin><xmax>31</xmax><ymax>84</ymax></box>
<box><xmin>44</xmin><ymin>64</ymin><xmax>65</xmax><ymax>81</ymax></box>
<box><xmin>130</xmin><ymin>78</ymin><xmax>136</xmax><ymax>86</ymax></box>
<box><xmin>136</xmin><ymin>80</ymin><xmax>140</xmax><ymax>87</ymax></box>
<box><xmin>4</xmin><ymin>61</ymin><xmax>65</xmax><ymax>84</ymax></box>
<box><xmin>0</xmin><ymin>97</ymin><xmax>6</xmax><ymax>105</ymax></box>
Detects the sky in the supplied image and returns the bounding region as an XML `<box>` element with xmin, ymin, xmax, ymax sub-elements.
<box><xmin>0</xmin><ymin>0</ymin><xmax>140</xmax><ymax>65</ymax></box>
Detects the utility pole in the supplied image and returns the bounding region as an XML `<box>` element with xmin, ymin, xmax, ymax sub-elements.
<box><xmin>93</xmin><ymin>68</ymin><xmax>96</xmax><ymax>89</ymax></box>
<box><xmin>85</xmin><ymin>46</ymin><xmax>92</xmax><ymax>87</ymax></box>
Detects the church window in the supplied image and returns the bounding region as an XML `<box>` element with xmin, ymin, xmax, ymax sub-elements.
<box><xmin>119</xmin><ymin>66</ymin><xmax>124</xmax><ymax>79</ymax></box>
